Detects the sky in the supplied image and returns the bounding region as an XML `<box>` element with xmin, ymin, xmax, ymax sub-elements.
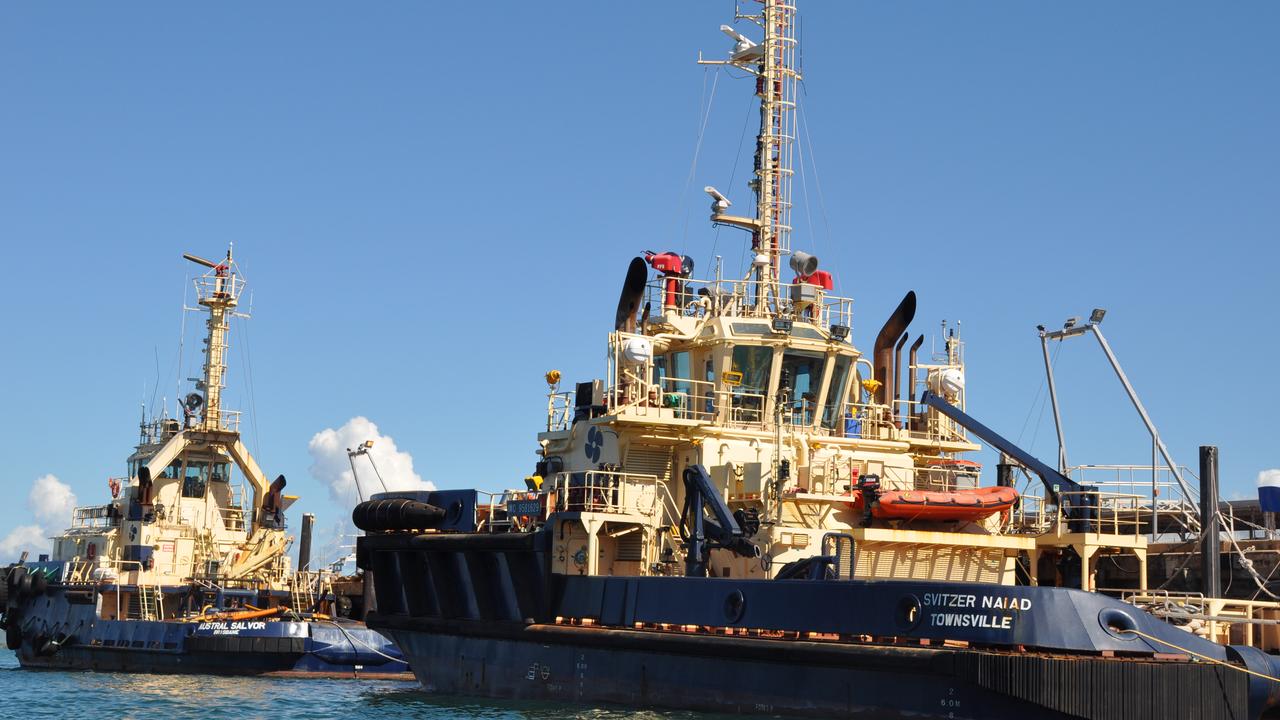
<box><xmin>1</xmin><ymin>1</ymin><xmax>1277</xmax><ymax>561</ymax></box>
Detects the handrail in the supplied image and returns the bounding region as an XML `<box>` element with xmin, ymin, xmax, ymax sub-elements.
<box><xmin>640</xmin><ymin>276</ymin><xmax>854</xmax><ymax>330</ymax></box>
<box><xmin>546</xmin><ymin>391</ymin><xmax>575</xmax><ymax>431</ymax></box>
<box><xmin>1009</xmin><ymin>490</ymin><xmax>1147</xmax><ymax>538</ymax></box>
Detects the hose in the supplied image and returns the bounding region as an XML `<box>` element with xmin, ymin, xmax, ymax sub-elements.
<box><xmin>319</xmin><ymin>620</ymin><xmax>408</xmax><ymax>665</ymax></box>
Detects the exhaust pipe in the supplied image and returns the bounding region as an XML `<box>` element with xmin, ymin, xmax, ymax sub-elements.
<box><xmin>872</xmin><ymin>291</ymin><xmax>916</xmax><ymax>408</ymax></box>
<box><xmin>907</xmin><ymin>334</ymin><xmax>924</xmax><ymax>426</ymax></box>
<box><xmin>298</xmin><ymin>513</ymin><xmax>315</xmax><ymax>572</ymax></box>
<box><xmin>137</xmin><ymin>466</ymin><xmax>154</xmax><ymax>505</ymax></box>
<box><xmin>893</xmin><ymin>330</ymin><xmax>909</xmax><ymax>425</ymax></box>
<box><xmin>614</xmin><ymin>257</ymin><xmax>649</xmax><ymax>332</ymax></box>
<box><xmin>1200</xmin><ymin>446</ymin><xmax>1221</xmax><ymax>599</ymax></box>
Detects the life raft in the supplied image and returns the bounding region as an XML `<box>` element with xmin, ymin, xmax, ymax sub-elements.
<box><xmin>871</xmin><ymin>485</ymin><xmax>1018</xmax><ymax>521</ymax></box>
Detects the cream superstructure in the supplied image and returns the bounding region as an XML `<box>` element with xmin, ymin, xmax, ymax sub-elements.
<box><xmin>506</xmin><ymin>1</ymin><xmax>1153</xmax><ymax>595</ymax></box>
<box><xmin>50</xmin><ymin>248</ymin><xmax>294</xmax><ymax>613</ymax></box>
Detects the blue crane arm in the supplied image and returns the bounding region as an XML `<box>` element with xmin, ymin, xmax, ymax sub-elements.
<box><xmin>684</xmin><ymin>464</ymin><xmax>741</xmax><ymax>534</ymax></box>
<box><xmin>918</xmin><ymin>390</ymin><xmax>1085</xmax><ymax>502</ymax></box>
<box><xmin>680</xmin><ymin>465</ymin><xmax>759</xmax><ymax>576</ymax></box>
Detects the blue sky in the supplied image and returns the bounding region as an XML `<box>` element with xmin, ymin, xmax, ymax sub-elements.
<box><xmin>1</xmin><ymin>2</ymin><xmax>1277</xmax><ymax>558</ymax></box>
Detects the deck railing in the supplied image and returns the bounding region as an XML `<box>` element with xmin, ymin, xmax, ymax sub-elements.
<box><xmin>1009</xmin><ymin>490</ymin><xmax>1146</xmax><ymax>538</ymax></box>
<box><xmin>641</xmin><ymin>277</ymin><xmax>854</xmax><ymax>331</ymax></box>
<box><xmin>72</xmin><ymin>504</ymin><xmax>120</xmax><ymax>529</ymax></box>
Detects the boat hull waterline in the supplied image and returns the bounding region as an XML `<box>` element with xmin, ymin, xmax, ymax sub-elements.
<box><xmin>7</xmin><ymin>577</ymin><xmax>410</xmax><ymax>679</ymax></box>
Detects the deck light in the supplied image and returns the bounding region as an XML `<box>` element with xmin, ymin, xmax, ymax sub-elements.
<box><xmin>1090</xmin><ymin>308</ymin><xmax>1107</xmax><ymax>324</ymax></box>
<box><xmin>771</xmin><ymin>318</ymin><xmax>793</xmax><ymax>334</ymax></box>
<box><xmin>830</xmin><ymin>324</ymin><xmax>850</xmax><ymax>341</ymax></box>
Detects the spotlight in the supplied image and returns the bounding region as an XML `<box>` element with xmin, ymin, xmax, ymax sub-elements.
<box><xmin>829</xmin><ymin>324</ymin><xmax>850</xmax><ymax>341</ymax></box>
<box><xmin>1090</xmin><ymin>308</ymin><xmax>1107</xmax><ymax>324</ymax></box>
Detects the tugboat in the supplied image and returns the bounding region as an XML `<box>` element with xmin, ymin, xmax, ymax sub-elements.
<box><xmin>355</xmin><ymin>2</ymin><xmax>1280</xmax><ymax>718</ymax></box>
<box><xmin>0</xmin><ymin>248</ymin><xmax>409</xmax><ymax>678</ymax></box>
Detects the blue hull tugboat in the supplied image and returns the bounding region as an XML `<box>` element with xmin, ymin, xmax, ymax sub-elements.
<box><xmin>356</xmin><ymin>1</ymin><xmax>1280</xmax><ymax>716</ymax></box>
<box><xmin>1</xmin><ymin>248</ymin><xmax>407</xmax><ymax>679</ymax></box>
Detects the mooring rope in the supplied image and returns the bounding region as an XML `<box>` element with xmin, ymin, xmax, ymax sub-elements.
<box><xmin>320</xmin><ymin>620</ymin><xmax>408</xmax><ymax>665</ymax></box>
<box><xmin>1118</xmin><ymin>627</ymin><xmax>1280</xmax><ymax>683</ymax></box>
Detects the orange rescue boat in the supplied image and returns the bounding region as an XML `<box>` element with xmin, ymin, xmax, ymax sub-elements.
<box><xmin>871</xmin><ymin>485</ymin><xmax>1019</xmax><ymax>521</ymax></box>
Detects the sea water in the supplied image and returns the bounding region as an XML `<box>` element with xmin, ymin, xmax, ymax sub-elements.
<box><xmin>0</xmin><ymin>652</ymin><xmax>750</xmax><ymax>720</ymax></box>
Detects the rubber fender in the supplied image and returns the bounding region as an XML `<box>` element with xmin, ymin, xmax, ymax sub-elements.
<box><xmin>16</xmin><ymin>572</ymin><xmax>32</xmax><ymax>599</ymax></box>
<box><xmin>29</xmin><ymin>573</ymin><xmax>46</xmax><ymax>596</ymax></box>
<box><xmin>352</xmin><ymin>498</ymin><xmax>445</xmax><ymax>532</ymax></box>
<box><xmin>5</xmin><ymin>624</ymin><xmax>20</xmax><ymax>651</ymax></box>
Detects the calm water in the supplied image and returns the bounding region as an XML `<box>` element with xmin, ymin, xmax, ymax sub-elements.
<box><xmin>0</xmin><ymin>653</ymin><xmax>752</xmax><ymax>720</ymax></box>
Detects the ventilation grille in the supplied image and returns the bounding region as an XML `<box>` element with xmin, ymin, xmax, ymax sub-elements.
<box><xmin>615</xmin><ymin>532</ymin><xmax>644</xmax><ymax>562</ymax></box>
<box><xmin>855</xmin><ymin>543</ymin><xmax>1009</xmax><ymax>584</ymax></box>
<box><xmin>624</xmin><ymin>445</ymin><xmax>673</xmax><ymax>484</ymax></box>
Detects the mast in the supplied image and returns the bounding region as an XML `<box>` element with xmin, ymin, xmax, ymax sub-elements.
<box><xmin>182</xmin><ymin>246</ymin><xmax>243</xmax><ymax>431</ymax></box>
<box><xmin>702</xmin><ymin>0</ymin><xmax>800</xmax><ymax>313</ymax></box>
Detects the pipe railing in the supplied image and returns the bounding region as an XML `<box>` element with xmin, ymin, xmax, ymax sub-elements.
<box><xmin>641</xmin><ymin>277</ymin><xmax>854</xmax><ymax>330</ymax></box>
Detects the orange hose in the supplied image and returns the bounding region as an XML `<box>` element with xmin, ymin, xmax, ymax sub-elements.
<box><xmin>198</xmin><ymin>606</ymin><xmax>290</xmax><ymax>622</ymax></box>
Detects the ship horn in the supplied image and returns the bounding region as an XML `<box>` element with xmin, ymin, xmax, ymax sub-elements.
<box><xmin>872</xmin><ymin>291</ymin><xmax>916</xmax><ymax>408</ymax></box>
<box><xmin>615</xmin><ymin>257</ymin><xmax>649</xmax><ymax>332</ymax></box>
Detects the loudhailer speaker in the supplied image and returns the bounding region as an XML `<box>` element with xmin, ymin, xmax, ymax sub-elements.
<box><xmin>789</xmin><ymin>251</ymin><xmax>819</xmax><ymax>276</ymax></box>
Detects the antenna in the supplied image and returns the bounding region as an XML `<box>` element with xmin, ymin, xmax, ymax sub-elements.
<box><xmin>699</xmin><ymin>0</ymin><xmax>800</xmax><ymax>315</ymax></box>
<box><xmin>182</xmin><ymin>253</ymin><xmax>219</xmax><ymax>269</ymax></box>
<box><xmin>182</xmin><ymin>243</ymin><xmax>243</xmax><ymax>431</ymax></box>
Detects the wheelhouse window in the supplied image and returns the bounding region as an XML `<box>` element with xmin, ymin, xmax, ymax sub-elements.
<box><xmin>210</xmin><ymin>462</ymin><xmax>231</xmax><ymax>483</ymax></box>
<box><xmin>822</xmin><ymin>356</ymin><xmax>852</xmax><ymax>430</ymax></box>
<box><xmin>730</xmin><ymin>345</ymin><xmax>772</xmax><ymax>423</ymax></box>
<box><xmin>668</xmin><ymin>351</ymin><xmax>692</xmax><ymax>410</ymax></box>
<box><xmin>780</xmin><ymin>350</ymin><xmax>825</xmax><ymax>425</ymax></box>
<box><xmin>182</xmin><ymin>461</ymin><xmax>209</xmax><ymax>499</ymax></box>
<box><xmin>652</xmin><ymin>351</ymin><xmax>694</xmax><ymax>416</ymax></box>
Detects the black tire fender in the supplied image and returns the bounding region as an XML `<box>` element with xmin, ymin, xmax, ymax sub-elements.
<box><xmin>5</xmin><ymin>624</ymin><xmax>20</xmax><ymax>651</ymax></box>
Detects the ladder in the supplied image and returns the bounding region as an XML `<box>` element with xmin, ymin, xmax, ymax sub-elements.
<box><xmin>289</xmin><ymin>572</ymin><xmax>316</xmax><ymax>614</ymax></box>
<box><xmin>194</xmin><ymin>530</ymin><xmax>220</xmax><ymax>577</ymax></box>
<box><xmin>136</xmin><ymin>583</ymin><xmax>163</xmax><ymax>620</ymax></box>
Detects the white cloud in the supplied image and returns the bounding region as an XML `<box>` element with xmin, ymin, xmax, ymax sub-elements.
<box><xmin>307</xmin><ymin>417</ymin><xmax>434</xmax><ymax>508</ymax></box>
<box><xmin>0</xmin><ymin>525</ymin><xmax>49</xmax><ymax>560</ymax></box>
<box><xmin>0</xmin><ymin>474</ymin><xmax>77</xmax><ymax>562</ymax></box>
<box><xmin>1258</xmin><ymin>469</ymin><xmax>1280</xmax><ymax>488</ymax></box>
<box><xmin>29</xmin><ymin>474</ymin><xmax>77</xmax><ymax>525</ymax></box>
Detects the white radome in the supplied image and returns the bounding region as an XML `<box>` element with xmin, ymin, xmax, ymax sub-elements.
<box><xmin>938</xmin><ymin>367</ymin><xmax>965</xmax><ymax>396</ymax></box>
<box><xmin>622</xmin><ymin>337</ymin><xmax>653</xmax><ymax>364</ymax></box>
